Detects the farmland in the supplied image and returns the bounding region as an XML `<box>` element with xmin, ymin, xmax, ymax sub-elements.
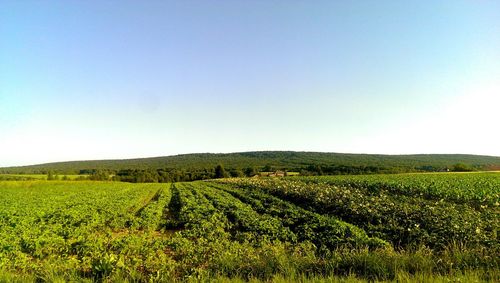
<box><xmin>0</xmin><ymin>174</ymin><xmax>86</xmax><ymax>181</ymax></box>
<box><xmin>0</xmin><ymin>173</ymin><xmax>499</xmax><ymax>282</ymax></box>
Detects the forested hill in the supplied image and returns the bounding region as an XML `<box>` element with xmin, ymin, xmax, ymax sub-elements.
<box><xmin>2</xmin><ymin>151</ymin><xmax>500</xmax><ymax>174</ymax></box>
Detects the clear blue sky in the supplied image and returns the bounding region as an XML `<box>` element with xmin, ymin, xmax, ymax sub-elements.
<box><xmin>1</xmin><ymin>1</ymin><xmax>500</xmax><ymax>166</ymax></box>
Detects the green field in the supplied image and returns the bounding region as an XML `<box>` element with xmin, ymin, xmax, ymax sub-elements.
<box><xmin>0</xmin><ymin>174</ymin><xmax>499</xmax><ymax>282</ymax></box>
<box><xmin>0</xmin><ymin>174</ymin><xmax>86</xmax><ymax>181</ymax></box>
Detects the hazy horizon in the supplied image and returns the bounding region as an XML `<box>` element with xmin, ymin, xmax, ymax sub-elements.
<box><xmin>2</xmin><ymin>1</ymin><xmax>500</xmax><ymax>167</ymax></box>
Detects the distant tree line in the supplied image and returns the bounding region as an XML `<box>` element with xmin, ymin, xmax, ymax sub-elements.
<box><xmin>77</xmin><ymin>165</ymin><xmax>257</xmax><ymax>183</ymax></box>
<box><xmin>6</xmin><ymin>162</ymin><xmax>481</xmax><ymax>183</ymax></box>
<box><xmin>81</xmin><ymin>164</ymin><xmax>413</xmax><ymax>183</ymax></box>
<box><xmin>297</xmin><ymin>164</ymin><xmax>408</xmax><ymax>175</ymax></box>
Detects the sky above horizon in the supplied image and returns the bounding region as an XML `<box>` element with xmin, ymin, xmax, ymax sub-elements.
<box><xmin>1</xmin><ymin>1</ymin><xmax>500</xmax><ymax>167</ymax></box>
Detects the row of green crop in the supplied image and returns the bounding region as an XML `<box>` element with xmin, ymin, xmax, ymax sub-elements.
<box><xmin>205</xmin><ymin>182</ymin><xmax>388</xmax><ymax>250</ymax></box>
<box><xmin>131</xmin><ymin>184</ymin><xmax>172</xmax><ymax>230</ymax></box>
<box><xmin>303</xmin><ymin>173</ymin><xmax>500</xmax><ymax>207</ymax></box>
<box><xmin>200</xmin><ymin>183</ymin><xmax>298</xmax><ymax>243</ymax></box>
<box><xmin>160</xmin><ymin>183</ymin><xmax>408</xmax><ymax>281</ymax></box>
<box><xmin>1</xmin><ymin>179</ymin><xmax>499</xmax><ymax>282</ymax></box>
<box><xmin>217</xmin><ymin>177</ymin><xmax>499</xmax><ymax>253</ymax></box>
<box><xmin>160</xmin><ymin>183</ymin><xmax>395</xmax><ymax>279</ymax></box>
<box><xmin>171</xmin><ymin>180</ymin><xmax>499</xmax><ymax>281</ymax></box>
<box><xmin>0</xmin><ymin>181</ymin><xmax>170</xmax><ymax>279</ymax></box>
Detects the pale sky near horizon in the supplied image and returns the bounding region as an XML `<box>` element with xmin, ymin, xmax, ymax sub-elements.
<box><xmin>1</xmin><ymin>1</ymin><xmax>500</xmax><ymax>167</ymax></box>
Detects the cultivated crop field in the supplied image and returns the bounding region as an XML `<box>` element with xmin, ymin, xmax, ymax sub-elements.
<box><xmin>0</xmin><ymin>174</ymin><xmax>86</xmax><ymax>181</ymax></box>
<box><xmin>0</xmin><ymin>173</ymin><xmax>499</xmax><ymax>282</ymax></box>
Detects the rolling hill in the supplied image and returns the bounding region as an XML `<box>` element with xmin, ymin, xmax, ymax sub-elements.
<box><xmin>2</xmin><ymin>151</ymin><xmax>500</xmax><ymax>174</ymax></box>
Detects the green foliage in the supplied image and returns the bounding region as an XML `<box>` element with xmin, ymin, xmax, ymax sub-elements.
<box><xmin>229</xmin><ymin>169</ymin><xmax>245</xmax><ymax>177</ymax></box>
<box><xmin>46</xmin><ymin>171</ymin><xmax>56</xmax><ymax>180</ymax></box>
<box><xmin>2</xmin><ymin>151</ymin><xmax>499</xmax><ymax>175</ymax></box>
<box><xmin>244</xmin><ymin>166</ymin><xmax>258</xmax><ymax>177</ymax></box>
<box><xmin>0</xmin><ymin>173</ymin><xmax>498</xmax><ymax>281</ymax></box>
<box><xmin>219</xmin><ymin>174</ymin><xmax>499</xmax><ymax>251</ymax></box>
<box><xmin>87</xmin><ymin>170</ymin><xmax>110</xmax><ymax>181</ymax></box>
<box><xmin>452</xmin><ymin>163</ymin><xmax>474</xmax><ymax>172</ymax></box>
<box><xmin>215</xmin><ymin>164</ymin><xmax>229</xmax><ymax>178</ymax></box>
